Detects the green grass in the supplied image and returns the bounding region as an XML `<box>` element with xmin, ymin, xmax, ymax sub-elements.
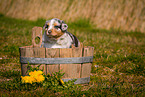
<box><xmin>0</xmin><ymin>14</ymin><xmax>145</xmax><ymax>96</ymax></box>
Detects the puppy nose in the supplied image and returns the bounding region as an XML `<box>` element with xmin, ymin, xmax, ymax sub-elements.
<box><xmin>48</xmin><ymin>30</ymin><xmax>52</xmax><ymax>33</ymax></box>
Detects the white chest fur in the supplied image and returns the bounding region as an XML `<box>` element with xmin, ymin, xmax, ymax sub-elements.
<box><xmin>42</xmin><ymin>33</ymin><xmax>73</xmax><ymax>48</ymax></box>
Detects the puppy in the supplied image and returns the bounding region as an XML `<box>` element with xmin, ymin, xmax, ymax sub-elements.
<box><xmin>41</xmin><ymin>18</ymin><xmax>80</xmax><ymax>48</ymax></box>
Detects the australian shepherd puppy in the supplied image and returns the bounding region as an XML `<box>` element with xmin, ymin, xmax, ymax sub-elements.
<box><xmin>41</xmin><ymin>18</ymin><xmax>80</xmax><ymax>48</ymax></box>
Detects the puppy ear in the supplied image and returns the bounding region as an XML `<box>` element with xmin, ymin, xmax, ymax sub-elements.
<box><xmin>43</xmin><ymin>23</ymin><xmax>47</xmax><ymax>30</ymax></box>
<box><xmin>61</xmin><ymin>21</ymin><xmax>68</xmax><ymax>32</ymax></box>
<box><xmin>43</xmin><ymin>21</ymin><xmax>49</xmax><ymax>30</ymax></box>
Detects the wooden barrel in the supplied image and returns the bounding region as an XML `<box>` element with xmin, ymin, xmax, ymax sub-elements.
<box><xmin>19</xmin><ymin>27</ymin><xmax>94</xmax><ymax>84</ymax></box>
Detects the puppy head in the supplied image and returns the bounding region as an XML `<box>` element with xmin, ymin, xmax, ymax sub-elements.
<box><xmin>43</xmin><ymin>18</ymin><xmax>68</xmax><ymax>39</ymax></box>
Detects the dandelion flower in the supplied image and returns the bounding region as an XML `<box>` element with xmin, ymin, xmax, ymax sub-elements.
<box><xmin>21</xmin><ymin>70</ymin><xmax>45</xmax><ymax>84</ymax></box>
<box><xmin>35</xmin><ymin>75</ymin><xmax>45</xmax><ymax>82</ymax></box>
<box><xmin>21</xmin><ymin>76</ymin><xmax>35</xmax><ymax>84</ymax></box>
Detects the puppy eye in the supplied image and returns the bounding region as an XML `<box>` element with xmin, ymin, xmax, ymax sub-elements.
<box><xmin>46</xmin><ymin>25</ymin><xmax>49</xmax><ymax>28</ymax></box>
<box><xmin>54</xmin><ymin>26</ymin><xmax>59</xmax><ymax>29</ymax></box>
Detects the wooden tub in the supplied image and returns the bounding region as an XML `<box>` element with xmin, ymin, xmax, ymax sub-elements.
<box><xmin>19</xmin><ymin>27</ymin><xmax>94</xmax><ymax>84</ymax></box>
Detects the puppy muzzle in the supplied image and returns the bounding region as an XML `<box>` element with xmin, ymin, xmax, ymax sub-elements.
<box><xmin>46</xmin><ymin>30</ymin><xmax>52</xmax><ymax>35</ymax></box>
<box><xmin>48</xmin><ymin>30</ymin><xmax>52</xmax><ymax>34</ymax></box>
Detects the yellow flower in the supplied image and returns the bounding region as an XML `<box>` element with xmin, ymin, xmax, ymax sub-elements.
<box><xmin>29</xmin><ymin>71</ymin><xmax>35</xmax><ymax>76</ymax></box>
<box><xmin>60</xmin><ymin>79</ymin><xmax>64</xmax><ymax>84</ymax></box>
<box><xmin>21</xmin><ymin>70</ymin><xmax>45</xmax><ymax>84</ymax></box>
<box><xmin>29</xmin><ymin>70</ymin><xmax>44</xmax><ymax>76</ymax></box>
<box><xmin>34</xmin><ymin>75</ymin><xmax>45</xmax><ymax>82</ymax></box>
<box><xmin>36</xmin><ymin>70</ymin><xmax>43</xmax><ymax>75</ymax></box>
<box><xmin>28</xmin><ymin>76</ymin><xmax>36</xmax><ymax>83</ymax></box>
<box><xmin>21</xmin><ymin>76</ymin><xmax>35</xmax><ymax>84</ymax></box>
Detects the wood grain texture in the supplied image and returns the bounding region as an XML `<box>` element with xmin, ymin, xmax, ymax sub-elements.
<box><xmin>81</xmin><ymin>47</ymin><xmax>94</xmax><ymax>78</ymax></box>
<box><xmin>20</xmin><ymin>46</ymin><xmax>46</xmax><ymax>75</ymax></box>
<box><xmin>60</xmin><ymin>48</ymin><xmax>82</xmax><ymax>79</ymax></box>
<box><xmin>72</xmin><ymin>47</ymin><xmax>82</xmax><ymax>78</ymax></box>
<box><xmin>32</xmin><ymin>27</ymin><xmax>42</xmax><ymax>47</ymax></box>
<box><xmin>46</xmin><ymin>48</ymin><xmax>60</xmax><ymax>75</ymax></box>
<box><xmin>20</xmin><ymin>47</ymin><xmax>33</xmax><ymax>76</ymax></box>
<box><xmin>60</xmin><ymin>48</ymin><xmax>72</xmax><ymax>78</ymax></box>
<box><xmin>33</xmin><ymin>47</ymin><xmax>46</xmax><ymax>74</ymax></box>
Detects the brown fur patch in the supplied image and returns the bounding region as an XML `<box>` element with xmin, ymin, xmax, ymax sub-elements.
<box><xmin>47</xmin><ymin>23</ymin><xmax>49</xmax><ymax>26</ymax></box>
<box><xmin>50</xmin><ymin>28</ymin><xmax>64</xmax><ymax>39</ymax></box>
<box><xmin>53</xmin><ymin>23</ymin><xmax>58</xmax><ymax>26</ymax></box>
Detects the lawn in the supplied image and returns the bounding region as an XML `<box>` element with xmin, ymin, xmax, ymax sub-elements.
<box><xmin>0</xmin><ymin>14</ymin><xmax>145</xmax><ymax>96</ymax></box>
